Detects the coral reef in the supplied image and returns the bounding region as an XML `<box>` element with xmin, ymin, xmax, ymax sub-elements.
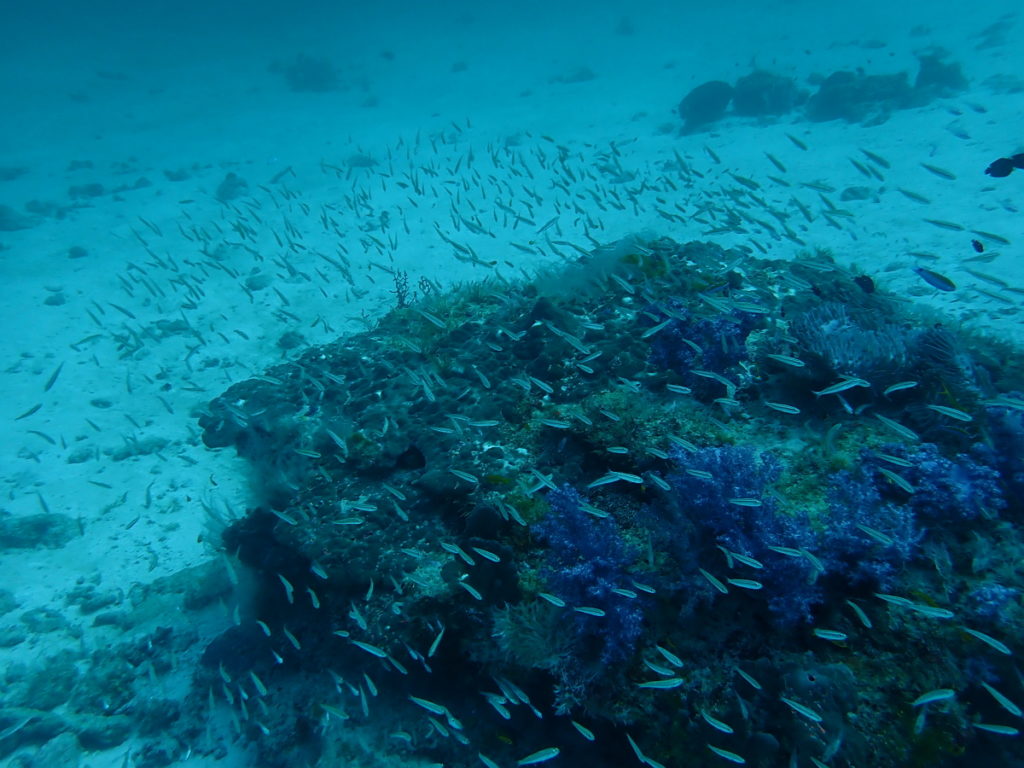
<box><xmin>183</xmin><ymin>236</ymin><xmax>1024</xmax><ymax>767</ymax></box>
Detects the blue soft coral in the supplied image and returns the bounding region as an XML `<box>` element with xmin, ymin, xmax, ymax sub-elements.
<box><xmin>534</xmin><ymin>485</ymin><xmax>644</xmax><ymax>665</ymax></box>
<box><xmin>649</xmin><ymin>302</ymin><xmax>759</xmax><ymax>379</ymax></box>
<box><xmin>870</xmin><ymin>442</ymin><xmax>1006</xmax><ymax>521</ymax></box>
<box><xmin>985</xmin><ymin>396</ymin><xmax>1024</xmax><ymax>511</ymax></box>
<box><xmin>664</xmin><ymin>445</ymin><xmax>822</xmax><ymax>625</ymax></box>
<box><xmin>823</xmin><ymin>467</ymin><xmax>920</xmax><ymax>591</ymax></box>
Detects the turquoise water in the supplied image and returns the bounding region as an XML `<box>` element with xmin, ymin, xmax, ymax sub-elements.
<box><xmin>1</xmin><ymin>2</ymin><xmax>1022</xmax><ymax>767</ymax></box>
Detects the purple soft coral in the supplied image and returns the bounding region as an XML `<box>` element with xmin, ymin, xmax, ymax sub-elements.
<box><xmin>534</xmin><ymin>485</ymin><xmax>645</xmax><ymax>665</ymax></box>
<box><xmin>665</xmin><ymin>445</ymin><xmax>822</xmax><ymax>625</ymax></box>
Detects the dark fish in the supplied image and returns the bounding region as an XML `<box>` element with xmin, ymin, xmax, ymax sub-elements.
<box><xmin>985</xmin><ymin>154</ymin><xmax>1024</xmax><ymax>178</ymax></box>
<box><xmin>913</xmin><ymin>266</ymin><xmax>956</xmax><ymax>292</ymax></box>
<box><xmin>853</xmin><ymin>274</ymin><xmax>875</xmax><ymax>293</ymax></box>
<box><xmin>971</xmin><ymin>239</ymin><xmax>985</xmax><ymax>254</ymax></box>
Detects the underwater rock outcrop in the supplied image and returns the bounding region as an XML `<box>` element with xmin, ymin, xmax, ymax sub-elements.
<box><xmin>677</xmin><ymin>81</ymin><xmax>733</xmax><ymax>132</ymax></box>
<box><xmin>190</xmin><ymin>236</ymin><xmax>1024</xmax><ymax>767</ymax></box>
<box><xmin>732</xmin><ymin>70</ymin><xmax>804</xmax><ymax>117</ymax></box>
<box><xmin>804</xmin><ymin>70</ymin><xmax>915</xmax><ymax>124</ymax></box>
<box><xmin>677</xmin><ymin>51</ymin><xmax>967</xmax><ymax>130</ymax></box>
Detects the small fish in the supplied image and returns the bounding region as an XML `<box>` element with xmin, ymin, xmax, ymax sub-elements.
<box><xmin>730</xmin><ymin>552</ymin><xmax>763</xmax><ymax>569</ymax></box>
<box><xmin>14</xmin><ymin>403</ymin><xmax>42</xmax><ymax>421</ymax></box>
<box><xmin>249</xmin><ymin>670</ymin><xmax>268</xmax><ymax>696</ymax></box>
<box><xmin>963</xmin><ymin>627</ymin><xmax>1012</xmax><ymax>655</ymax></box>
<box><xmin>920</xmin><ymin>163</ymin><xmax>956</xmax><ymax>180</ymax></box>
<box><xmin>428</xmin><ymin>625</ymin><xmax>445</xmax><ymax>657</ymax></box>
<box><xmin>770</xmin><ymin>354</ymin><xmax>806</xmax><ymax>372</ymax></box>
<box><xmin>926</xmin><ymin>404</ymin><xmax>972</xmax><ymax>422</ymax></box>
<box><xmin>981</xmin><ymin>681</ymin><xmax>1022</xmax><ymax>716</ymax></box>
<box><xmin>700</xmin><ymin>709</ymin><xmax>734</xmax><ymax>734</ymax></box>
<box><xmin>321</xmin><ymin>703</ymin><xmax>348</xmax><ymax>720</ymax></box>
<box><xmin>415</xmin><ymin>308</ymin><xmax>445</xmax><ymax>328</ymax></box>
<box><xmin>898</xmin><ymin>188</ymin><xmax>931</xmax><ymax>204</ymax></box>
<box><xmin>517</xmin><ymin>747</ymin><xmax>560</xmax><ymax>766</ymax></box>
<box><xmin>874</xmin><ymin>413</ymin><xmax>920</xmax><ymax>441</ymax></box>
<box><xmin>911</xmin><ymin>264</ymin><xmax>960</xmax><ymax>291</ymax></box>
<box><xmin>800</xmin><ymin>548</ymin><xmax>824</xmax><ymax>573</ymax></box>
<box><xmin>767</xmin><ymin>545</ymin><xmax>803</xmax><ymax>557</ymax></box>
<box><xmin>471</xmin><ymin>546</ymin><xmax>501</xmax><ymax>563</ymax></box>
<box><xmin>875</xmin><ymin>593</ymin><xmax>915</xmax><ymax>607</ymax></box>
<box><xmin>642</xmin><ymin>319</ymin><xmax>674</xmax><ymax>338</ymax></box>
<box><xmin>282</xmin><ymin>625</ymin><xmax>301</xmax><ymax>650</ymax></box>
<box><xmin>728</xmin><ymin>498</ymin><xmax>762</xmax><ymax>507</ymax></box>
<box><xmin>699</xmin><ymin>568</ymin><xmax>728</xmax><ymax>594</ymax></box>
<box><xmin>277</xmin><ymin>573</ymin><xmax>295</xmax><ymax>604</ymax></box>
<box><xmin>43</xmin><ymin>363</ymin><xmax>64</xmax><ymax>392</ymax></box>
<box><xmin>644</xmin><ymin>659</ymin><xmax>675</xmax><ymax>677</ymax></box>
<box><xmin>971</xmin><ymin>229</ymin><xmax>1011</xmax><ymax>246</ymax></box>
<box><xmin>655</xmin><ymin>645</ymin><xmax>684</xmax><ymax>668</ymax></box>
<box><xmin>974</xmin><ymin>723</ymin><xmax>1020</xmax><ymax>736</ymax></box>
<box><xmin>636</xmin><ymin>677</ymin><xmax>685</xmax><ymax>689</ymax></box>
<box><xmin>813</xmin><ymin>377</ymin><xmax>870</xmax><ymax>397</ymax></box>
<box><xmin>707</xmin><ymin>744</ymin><xmax>746</xmax><ymax>764</ymax></box>
<box><xmin>351</xmin><ymin>640</ymin><xmax>388</xmax><ymax>658</ymax></box>
<box><xmin>922</xmin><ymin>218</ymin><xmax>965</xmax><ymax>232</ymax></box>
<box><xmin>780</xmin><ymin>696</ymin><xmax>823</xmax><ymax>722</ymax></box>
<box><xmin>856</xmin><ymin>523</ymin><xmax>895</xmax><ymax>546</ymax></box>
<box><xmin>912</xmin><ymin>689</ymin><xmax>955</xmax><ymax>707</ymax></box>
<box><xmin>883</xmin><ymin>381</ymin><xmax>918</xmax><ymax>396</ymax></box>
<box><xmin>861</xmin><ymin>148</ymin><xmax>890</xmax><ymax>168</ymax></box>
<box><xmin>876</xmin><ymin>452</ymin><xmax>913</xmax><ymax>467</ymax></box>
<box><xmin>409</xmin><ymin>695</ymin><xmax>448</xmax><ymax>716</ymax></box>
<box><xmin>587</xmin><ymin>472</ymin><xmax>619</xmax><ymax>488</ymax></box>
<box><xmin>448</xmin><ymin>468</ymin><xmax>479</xmax><ymax>484</ymax></box>
<box><xmin>813</xmin><ymin>628</ymin><xmax>848</xmax><ymax>642</ymax></box>
<box><xmin>538</xmin><ymin>592</ymin><xmax>567</xmax><ymax>607</ymax></box>
<box><xmin>727</xmin><ymin>578</ymin><xmax>763</xmax><ymax>590</ymax></box>
<box><xmin>735</xmin><ymin>667</ymin><xmax>762</xmax><ymax>690</ymax></box>
<box><xmin>846</xmin><ymin>600</ymin><xmax>873</xmax><ymax>629</ymax></box>
<box><xmin>878</xmin><ymin>467</ymin><xmax>914</xmax><ymax>494</ymax></box>
<box><xmin>765</xmin><ymin>152</ymin><xmax>786</xmax><ymax>173</ymax></box>
<box><xmin>571</xmin><ymin>720</ymin><xmax>595</xmax><ymax>741</ymax></box>
<box><xmin>457</xmin><ymin>580</ymin><xmax>483</xmax><ymax>600</ymax></box>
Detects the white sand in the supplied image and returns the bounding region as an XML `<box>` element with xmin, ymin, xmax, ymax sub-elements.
<box><xmin>0</xmin><ymin>0</ymin><xmax>1020</xmax><ymax>763</ymax></box>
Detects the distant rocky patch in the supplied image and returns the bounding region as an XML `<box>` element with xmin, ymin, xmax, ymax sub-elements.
<box><xmin>0</xmin><ymin>204</ymin><xmax>37</xmax><ymax>231</ymax></box>
<box><xmin>676</xmin><ymin>49</ymin><xmax>968</xmax><ymax>131</ymax></box>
